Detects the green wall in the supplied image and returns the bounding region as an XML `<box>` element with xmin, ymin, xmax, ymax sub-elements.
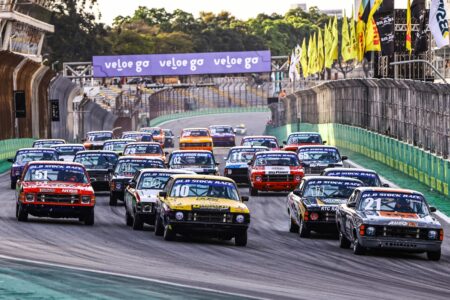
<box><xmin>0</xmin><ymin>139</ymin><xmax>35</xmax><ymax>173</ymax></box>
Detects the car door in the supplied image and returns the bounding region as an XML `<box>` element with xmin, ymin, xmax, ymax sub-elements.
<box><xmin>125</xmin><ymin>172</ymin><xmax>139</xmax><ymax>213</ymax></box>
<box><xmin>343</xmin><ymin>191</ymin><xmax>360</xmax><ymax>238</ymax></box>
<box><xmin>289</xmin><ymin>180</ymin><xmax>305</xmax><ymax>223</ymax></box>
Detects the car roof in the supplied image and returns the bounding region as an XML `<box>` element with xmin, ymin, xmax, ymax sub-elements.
<box><xmin>297</xmin><ymin>145</ymin><xmax>338</xmax><ymax>149</ymax></box>
<box><xmin>27</xmin><ymin>161</ymin><xmax>85</xmax><ymax>167</ymax></box>
<box><xmin>75</xmin><ymin>150</ymin><xmax>118</xmax><ymax>155</ymax></box>
<box><xmin>169</xmin><ymin>174</ymin><xmax>235</xmax><ymax>182</ymax></box>
<box><xmin>355</xmin><ymin>187</ymin><xmax>424</xmax><ymax>196</ymax></box>
<box><xmin>229</xmin><ymin>146</ymin><xmax>269</xmax><ymax>150</ymax></box>
<box><xmin>171</xmin><ymin>150</ymin><xmax>213</xmax><ymax>154</ymax></box>
<box><xmin>50</xmin><ymin>144</ymin><xmax>84</xmax><ymax>148</ymax></box>
<box><xmin>139</xmin><ymin>168</ymin><xmax>195</xmax><ymax>174</ymax></box>
<box><xmin>117</xmin><ymin>156</ymin><xmax>164</xmax><ymax>161</ymax></box>
<box><xmin>183</xmin><ymin>128</ymin><xmax>209</xmax><ymax>131</ymax></box>
<box><xmin>255</xmin><ymin>150</ymin><xmax>297</xmax><ymax>155</ymax></box>
<box><xmin>18</xmin><ymin>148</ymin><xmax>57</xmax><ymax>152</ymax></box>
<box><xmin>303</xmin><ymin>176</ymin><xmax>364</xmax><ymax>183</ymax></box>
<box><xmin>243</xmin><ymin>135</ymin><xmax>277</xmax><ymax>139</ymax></box>
<box><xmin>125</xmin><ymin>142</ymin><xmax>161</xmax><ymax>146</ymax></box>
<box><xmin>104</xmin><ymin>139</ymin><xmax>135</xmax><ymax>143</ymax></box>
<box><xmin>288</xmin><ymin>132</ymin><xmax>321</xmax><ymax>135</ymax></box>
<box><xmin>87</xmin><ymin>130</ymin><xmax>112</xmax><ymax>134</ymax></box>
<box><xmin>34</xmin><ymin>139</ymin><xmax>66</xmax><ymax>142</ymax></box>
<box><xmin>141</xmin><ymin>127</ymin><xmax>161</xmax><ymax>130</ymax></box>
<box><xmin>323</xmin><ymin>167</ymin><xmax>378</xmax><ymax>174</ymax></box>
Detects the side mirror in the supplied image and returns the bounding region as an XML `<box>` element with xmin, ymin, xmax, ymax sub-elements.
<box><xmin>322</xmin><ymin>141</ymin><xmax>327</xmax><ymax>144</ymax></box>
<box><xmin>159</xmin><ymin>191</ymin><xmax>167</xmax><ymax>198</ymax></box>
<box><xmin>293</xmin><ymin>189</ymin><xmax>302</xmax><ymax>197</ymax></box>
<box><xmin>430</xmin><ymin>206</ymin><xmax>437</xmax><ymax>212</ymax></box>
<box><xmin>7</xmin><ymin>158</ymin><xmax>14</xmax><ymax>163</ymax></box>
<box><xmin>247</xmin><ymin>161</ymin><xmax>253</xmax><ymax>166</ymax></box>
<box><xmin>215</xmin><ymin>162</ymin><xmax>220</xmax><ymax>166</ymax></box>
<box><xmin>341</xmin><ymin>156</ymin><xmax>348</xmax><ymax>161</ymax></box>
<box><xmin>59</xmin><ymin>158</ymin><xmax>64</xmax><ymax>161</ymax></box>
<box><xmin>128</xmin><ymin>181</ymin><xmax>136</xmax><ymax>188</ymax></box>
<box><xmin>282</xmin><ymin>141</ymin><xmax>287</xmax><ymax>145</ymax></box>
<box><xmin>382</xmin><ymin>183</ymin><xmax>390</xmax><ymax>187</ymax></box>
<box><xmin>347</xmin><ymin>202</ymin><xmax>356</xmax><ymax>208</ymax></box>
<box><xmin>90</xmin><ymin>178</ymin><xmax>97</xmax><ymax>183</ymax></box>
<box><xmin>164</xmin><ymin>152</ymin><xmax>169</xmax><ymax>156</ymax></box>
<box><xmin>241</xmin><ymin>196</ymin><xmax>249</xmax><ymax>202</ymax></box>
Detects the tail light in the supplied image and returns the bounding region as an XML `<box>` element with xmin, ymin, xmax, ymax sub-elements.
<box><xmin>359</xmin><ymin>224</ymin><xmax>365</xmax><ymax>236</ymax></box>
<box><xmin>440</xmin><ymin>229</ymin><xmax>444</xmax><ymax>241</ymax></box>
<box><xmin>110</xmin><ymin>182</ymin><xmax>115</xmax><ymax>190</ymax></box>
<box><xmin>294</xmin><ymin>175</ymin><xmax>302</xmax><ymax>181</ymax></box>
<box><xmin>310</xmin><ymin>212</ymin><xmax>319</xmax><ymax>221</ymax></box>
<box><xmin>304</xmin><ymin>210</ymin><xmax>309</xmax><ymax>221</ymax></box>
<box><xmin>255</xmin><ymin>176</ymin><xmax>262</xmax><ymax>182</ymax></box>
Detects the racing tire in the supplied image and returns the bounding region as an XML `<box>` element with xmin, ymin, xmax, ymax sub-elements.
<box><xmin>10</xmin><ymin>181</ymin><xmax>16</xmax><ymax>190</ymax></box>
<box><xmin>352</xmin><ymin>238</ymin><xmax>365</xmax><ymax>255</ymax></box>
<box><xmin>154</xmin><ymin>215</ymin><xmax>164</xmax><ymax>236</ymax></box>
<box><xmin>16</xmin><ymin>203</ymin><xmax>28</xmax><ymax>222</ymax></box>
<box><xmin>289</xmin><ymin>215</ymin><xmax>299</xmax><ymax>233</ymax></box>
<box><xmin>339</xmin><ymin>231</ymin><xmax>351</xmax><ymax>249</ymax></box>
<box><xmin>132</xmin><ymin>213</ymin><xmax>144</xmax><ymax>230</ymax></box>
<box><xmin>427</xmin><ymin>250</ymin><xmax>441</xmax><ymax>261</ymax></box>
<box><xmin>298</xmin><ymin>217</ymin><xmax>310</xmax><ymax>238</ymax></box>
<box><xmin>163</xmin><ymin>224</ymin><xmax>176</xmax><ymax>241</ymax></box>
<box><xmin>84</xmin><ymin>208</ymin><xmax>95</xmax><ymax>226</ymax></box>
<box><xmin>125</xmin><ymin>209</ymin><xmax>133</xmax><ymax>226</ymax></box>
<box><xmin>249</xmin><ymin>186</ymin><xmax>258</xmax><ymax>196</ymax></box>
<box><xmin>235</xmin><ymin>231</ymin><xmax>248</xmax><ymax>247</ymax></box>
<box><xmin>109</xmin><ymin>194</ymin><xmax>118</xmax><ymax>206</ymax></box>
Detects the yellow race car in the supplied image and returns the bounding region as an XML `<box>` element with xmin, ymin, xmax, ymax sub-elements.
<box><xmin>179</xmin><ymin>128</ymin><xmax>213</xmax><ymax>151</ymax></box>
<box><xmin>155</xmin><ymin>174</ymin><xmax>250</xmax><ymax>246</ymax></box>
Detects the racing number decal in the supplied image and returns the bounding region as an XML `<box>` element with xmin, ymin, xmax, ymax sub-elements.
<box><xmin>172</xmin><ymin>184</ymin><xmax>189</xmax><ymax>197</ymax></box>
<box><xmin>104</xmin><ymin>144</ymin><xmax>113</xmax><ymax>151</ymax></box>
<box><xmin>363</xmin><ymin>198</ymin><xmax>381</xmax><ymax>211</ymax></box>
<box><xmin>34</xmin><ymin>170</ymin><xmax>48</xmax><ymax>180</ymax></box>
<box><xmin>173</xmin><ymin>156</ymin><xmax>182</xmax><ymax>164</ymax></box>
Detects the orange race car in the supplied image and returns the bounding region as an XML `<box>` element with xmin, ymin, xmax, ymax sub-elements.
<box><xmin>123</xmin><ymin>142</ymin><xmax>167</xmax><ymax>161</ymax></box>
<box><xmin>179</xmin><ymin>128</ymin><xmax>213</xmax><ymax>151</ymax></box>
<box><xmin>141</xmin><ymin>127</ymin><xmax>165</xmax><ymax>146</ymax></box>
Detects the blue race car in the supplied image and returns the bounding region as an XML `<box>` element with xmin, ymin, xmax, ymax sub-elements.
<box><xmin>223</xmin><ymin>146</ymin><xmax>269</xmax><ymax>184</ymax></box>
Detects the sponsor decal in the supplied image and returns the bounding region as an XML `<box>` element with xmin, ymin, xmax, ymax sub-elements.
<box><xmin>307</xmin><ymin>180</ymin><xmax>362</xmax><ymax>187</ymax></box>
<box><xmin>39</xmin><ymin>188</ymin><xmax>55</xmax><ymax>193</ymax></box>
<box><xmin>265</xmin><ymin>166</ymin><xmax>290</xmax><ymax>175</ymax></box>
<box><xmin>61</xmin><ymin>189</ymin><xmax>78</xmax><ymax>194</ymax></box>
<box><xmin>326</xmin><ymin>171</ymin><xmax>377</xmax><ymax>178</ymax></box>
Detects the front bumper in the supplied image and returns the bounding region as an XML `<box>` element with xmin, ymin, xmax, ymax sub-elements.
<box><xmin>359</xmin><ymin>237</ymin><xmax>442</xmax><ymax>252</ymax></box>
<box><xmin>212</xmin><ymin>138</ymin><xmax>235</xmax><ymax>147</ymax></box>
<box><xmin>20</xmin><ymin>203</ymin><xmax>94</xmax><ymax>218</ymax></box>
<box><xmin>252</xmin><ymin>181</ymin><xmax>299</xmax><ymax>191</ymax></box>
<box><xmin>168</xmin><ymin>221</ymin><xmax>248</xmax><ymax>235</ymax></box>
<box><xmin>179</xmin><ymin>145</ymin><xmax>213</xmax><ymax>152</ymax></box>
<box><xmin>304</xmin><ymin>221</ymin><xmax>337</xmax><ymax>232</ymax></box>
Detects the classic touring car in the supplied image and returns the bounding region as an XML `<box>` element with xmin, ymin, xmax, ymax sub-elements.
<box><xmin>297</xmin><ymin>145</ymin><xmax>347</xmax><ymax>174</ymax></box>
<box><xmin>121</xmin><ymin>131</ymin><xmax>153</xmax><ymax>142</ymax></box>
<box><xmin>168</xmin><ymin>150</ymin><xmax>219</xmax><ymax>175</ymax></box>
<box><xmin>336</xmin><ymin>187</ymin><xmax>443</xmax><ymax>260</ymax></box>
<box><xmin>9</xmin><ymin>148</ymin><xmax>59</xmax><ymax>189</ymax></box>
<box><xmin>109</xmin><ymin>156</ymin><xmax>166</xmax><ymax>206</ymax></box>
<box><xmin>140</xmin><ymin>127</ymin><xmax>165</xmax><ymax>146</ymax></box>
<box><xmin>123</xmin><ymin>142</ymin><xmax>167</xmax><ymax>160</ymax></box>
<box><xmin>162</xmin><ymin>129</ymin><xmax>175</xmax><ymax>148</ymax></box>
<box><xmin>209</xmin><ymin>125</ymin><xmax>236</xmax><ymax>147</ymax></box>
<box><xmin>234</xmin><ymin>124</ymin><xmax>247</xmax><ymax>135</ymax></box>
<box><xmin>154</xmin><ymin>174</ymin><xmax>250</xmax><ymax>246</ymax></box>
<box><xmin>15</xmin><ymin>161</ymin><xmax>95</xmax><ymax>225</ymax></box>
<box><xmin>73</xmin><ymin>150</ymin><xmax>119</xmax><ymax>191</ymax></box>
<box><xmin>102</xmin><ymin>139</ymin><xmax>134</xmax><ymax>155</ymax></box>
<box><xmin>248</xmin><ymin>151</ymin><xmax>304</xmax><ymax>195</ymax></box>
<box><xmin>223</xmin><ymin>146</ymin><xmax>269</xmax><ymax>184</ymax></box>
<box><xmin>179</xmin><ymin>128</ymin><xmax>213</xmax><ymax>151</ymax></box>
<box><xmin>51</xmin><ymin>144</ymin><xmax>85</xmax><ymax>162</ymax></box>
<box><xmin>322</xmin><ymin>167</ymin><xmax>388</xmax><ymax>187</ymax></box>
<box><xmin>124</xmin><ymin>169</ymin><xmax>195</xmax><ymax>230</ymax></box>
<box><xmin>83</xmin><ymin>131</ymin><xmax>114</xmax><ymax>150</ymax></box>
<box><xmin>287</xmin><ymin>176</ymin><xmax>364</xmax><ymax>237</ymax></box>
<box><xmin>32</xmin><ymin>139</ymin><xmax>66</xmax><ymax>148</ymax></box>
<box><xmin>282</xmin><ymin>132</ymin><xmax>324</xmax><ymax>152</ymax></box>
<box><xmin>241</xmin><ymin>135</ymin><xmax>280</xmax><ymax>150</ymax></box>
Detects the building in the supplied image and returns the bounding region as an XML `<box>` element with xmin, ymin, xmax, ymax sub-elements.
<box><xmin>290</xmin><ymin>3</ymin><xmax>307</xmax><ymax>11</ymax></box>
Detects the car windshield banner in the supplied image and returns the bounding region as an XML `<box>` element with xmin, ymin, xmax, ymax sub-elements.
<box><xmin>299</xmin><ymin>147</ymin><xmax>337</xmax><ymax>153</ymax></box>
<box><xmin>93</xmin><ymin>50</ymin><xmax>271</xmax><ymax>77</ymax></box>
<box><xmin>326</xmin><ymin>171</ymin><xmax>377</xmax><ymax>178</ymax></box>
<box><xmin>18</xmin><ymin>149</ymin><xmax>56</xmax><ymax>154</ymax></box>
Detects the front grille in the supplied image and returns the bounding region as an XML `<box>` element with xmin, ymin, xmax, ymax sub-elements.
<box><xmin>229</xmin><ymin>168</ymin><xmax>247</xmax><ymax>175</ymax></box>
<box><xmin>304</xmin><ymin>166</ymin><xmax>326</xmax><ymax>174</ymax></box>
<box><xmin>375</xmin><ymin>226</ymin><xmax>428</xmax><ymax>240</ymax></box>
<box><xmin>185</xmin><ymin>212</ymin><xmax>233</xmax><ymax>223</ymax></box>
<box><xmin>36</xmin><ymin>194</ymin><xmax>80</xmax><ymax>204</ymax></box>
<box><xmin>183</xmin><ymin>143</ymin><xmax>209</xmax><ymax>147</ymax></box>
<box><xmin>262</xmin><ymin>174</ymin><xmax>294</xmax><ymax>182</ymax></box>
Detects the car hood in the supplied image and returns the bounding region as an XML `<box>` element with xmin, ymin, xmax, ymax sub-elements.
<box><xmin>170</xmin><ymin>165</ymin><xmax>216</xmax><ymax>173</ymax></box>
<box><xmin>165</xmin><ymin>197</ymin><xmax>249</xmax><ymax>213</ymax></box>
<box><xmin>361</xmin><ymin>211</ymin><xmax>441</xmax><ymax>228</ymax></box>
<box><xmin>303</xmin><ymin>197</ymin><xmax>348</xmax><ymax>206</ymax></box>
<box><xmin>225</xmin><ymin>162</ymin><xmax>248</xmax><ymax>169</ymax></box>
<box><xmin>179</xmin><ymin>137</ymin><xmax>212</xmax><ymax>143</ymax></box>
<box><xmin>302</xmin><ymin>161</ymin><xmax>343</xmax><ymax>167</ymax></box>
<box><xmin>21</xmin><ymin>181</ymin><xmax>94</xmax><ymax>194</ymax></box>
<box><xmin>137</xmin><ymin>189</ymin><xmax>160</xmax><ymax>202</ymax></box>
<box><xmin>59</xmin><ymin>155</ymin><xmax>75</xmax><ymax>162</ymax></box>
<box><xmin>211</xmin><ymin>133</ymin><xmax>234</xmax><ymax>137</ymax></box>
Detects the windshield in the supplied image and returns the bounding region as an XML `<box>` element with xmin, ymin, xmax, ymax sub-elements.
<box><xmin>138</xmin><ymin>172</ymin><xmax>172</xmax><ymax>190</ymax></box>
<box><xmin>182</xmin><ymin>130</ymin><xmax>209</xmax><ymax>137</ymax></box>
<box><xmin>147</xmin><ymin>129</ymin><xmax>162</xmax><ymax>135</ymax></box>
<box><xmin>242</xmin><ymin>138</ymin><xmax>278</xmax><ymax>149</ymax></box>
<box><xmin>359</xmin><ymin>192</ymin><xmax>429</xmax><ymax>215</ymax></box>
<box><xmin>15</xmin><ymin>150</ymin><xmax>58</xmax><ymax>164</ymax></box>
<box><xmin>170</xmin><ymin>179</ymin><xmax>239</xmax><ymax>200</ymax></box>
<box><xmin>87</xmin><ymin>132</ymin><xmax>112</xmax><ymax>142</ymax></box>
<box><xmin>103</xmin><ymin>141</ymin><xmax>129</xmax><ymax>152</ymax></box>
<box><xmin>325</xmin><ymin>171</ymin><xmax>381</xmax><ymax>187</ymax></box>
<box><xmin>163</xmin><ymin>130</ymin><xmax>173</xmax><ymax>136</ymax></box>
<box><xmin>24</xmin><ymin>164</ymin><xmax>88</xmax><ymax>183</ymax></box>
<box><xmin>304</xmin><ymin>180</ymin><xmax>362</xmax><ymax>198</ymax></box>
<box><xmin>54</xmin><ymin>146</ymin><xmax>84</xmax><ymax>156</ymax></box>
<box><xmin>33</xmin><ymin>141</ymin><xmax>64</xmax><ymax>148</ymax></box>
<box><xmin>298</xmin><ymin>148</ymin><xmax>341</xmax><ymax>163</ymax></box>
<box><xmin>124</xmin><ymin>144</ymin><xmax>162</xmax><ymax>155</ymax></box>
<box><xmin>227</xmin><ymin>149</ymin><xmax>262</xmax><ymax>163</ymax></box>
<box><xmin>211</xmin><ymin>127</ymin><xmax>233</xmax><ymax>134</ymax></box>
<box><xmin>170</xmin><ymin>153</ymin><xmax>214</xmax><ymax>166</ymax></box>
<box><xmin>254</xmin><ymin>154</ymin><xmax>299</xmax><ymax>166</ymax></box>
<box><xmin>287</xmin><ymin>134</ymin><xmax>322</xmax><ymax>144</ymax></box>
<box><xmin>74</xmin><ymin>153</ymin><xmax>118</xmax><ymax>169</ymax></box>
<box><xmin>115</xmin><ymin>159</ymin><xmax>164</xmax><ymax>176</ymax></box>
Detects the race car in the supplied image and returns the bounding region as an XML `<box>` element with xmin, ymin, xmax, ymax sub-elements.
<box><xmin>121</xmin><ymin>131</ymin><xmax>153</xmax><ymax>142</ymax></box>
<box><xmin>168</xmin><ymin>150</ymin><xmax>219</xmax><ymax>175</ymax></box>
<box><xmin>241</xmin><ymin>135</ymin><xmax>280</xmax><ymax>150</ymax></box>
<box><xmin>209</xmin><ymin>125</ymin><xmax>236</xmax><ymax>147</ymax></box>
<box><xmin>322</xmin><ymin>167</ymin><xmax>388</xmax><ymax>187</ymax></box>
<box><xmin>154</xmin><ymin>174</ymin><xmax>250</xmax><ymax>246</ymax></box>
<box><xmin>336</xmin><ymin>187</ymin><xmax>443</xmax><ymax>260</ymax></box>
<box><xmin>109</xmin><ymin>156</ymin><xmax>166</xmax><ymax>206</ymax></box>
<box><xmin>8</xmin><ymin>148</ymin><xmax>59</xmax><ymax>189</ymax></box>
<box><xmin>162</xmin><ymin>129</ymin><xmax>175</xmax><ymax>148</ymax></box>
<box><xmin>102</xmin><ymin>139</ymin><xmax>134</xmax><ymax>155</ymax></box>
<box><xmin>51</xmin><ymin>144</ymin><xmax>85</xmax><ymax>162</ymax></box>
<box><xmin>140</xmin><ymin>127</ymin><xmax>165</xmax><ymax>146</ymax></box>
<box><xmin>287</xmin><ymin>176</ymin><xmax>364</xmax><ymax>237</ymax></box>
<box><xmin>179</xmin><ymin>128</ymin><xmax>213</xmax><ymax>151</ymax></box>
<box><xmin>83</xmin><ymin>131</ymin><xmax>114</xmax><ymax>150</ymax></box>
<box><xmin>223</xmin><ymin>146</ymin><xmax>269</xmax><ymax>184</ymax></box>
<box><xmin>123</xmin><ymin>142</ymin><xmax>167</xmax><ymax>161</ymax></box>
<box><xmin>297</xmin><ymin>145</ymin><xmax>347</xmax><ymax>175</ymax></box>
<box><xmin>282</xmin><ymin>132</ymin><xmax>324</xmax><ymax>152</ymax></box>
<box><xmin>15</xmin><ymin>161</ymin><xmax>95</xmax><ymax>225</ymax></box>
<box><xmin>73</xmin><ymin>150</ymin><xmax>118</xmax><ymax>191</ymax></box>
<box><xmin>248</xmin><ymin>151</ymin><xmax>304</xmax><ymax>195</ymax></box>
<box><xmin>234</xmin><ymin>124</ymin><xmax>247</xmax><ymax>135</ymax></box>
<box><xmin>32</xmin><ymin>139</ymin><xmax>65</xmax><ymax>148</ymax></box>
<box><xmin>124</xmin><ymin>169</ymin><xmax>195</xmax><ymax>230</ymax></box>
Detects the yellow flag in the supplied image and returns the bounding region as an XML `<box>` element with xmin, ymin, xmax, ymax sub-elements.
<box><xmin>300</xmin><ymin>39</ymin><xmax>308</xmax><ymax>77</ymax></box>
<box><xmin>325</xmin><ymin>19</ymin><xmax>334</xmax><ymax>68</ymax></box>
<box><xmin>365</xmin><ymin>0</ymin><xmax>383</xmax><ymax>52</ymax></box>
<box><xmin>356</xmin><ymin>1</ymin><xmax>366</xmax><ymax>62</ymax></box>
<box><xmin>406</xmin><ymin>0</ymin><xmax>412</xmax><ymax>55</ymax></box>
<box><xmin>317</xmin><ymin>29</ymin><xmax>324</xmax><ymax>73</ymax></box>
<box><xmin>307</xmin><ymin>34</ymin><xmax>315</xmax><ymax>75</ymax></box>
<box><xmin>341</xmin><ymin>12</ymin><xmax>352</xmax><ymax>62</ymax></box>
<box><xmin>331</xmin><ymin>15</ymin><xmax>339</xmax><ymax>60</ymax></box>
<box><xmin>349</xmin><ymin>8</ymin><xmax>358</xmax><ymax>60</ymax></box>
<box><xmin>311</xmin><ymin>33</ymin><xmax>317</xmax><ymax>73</ymax></box>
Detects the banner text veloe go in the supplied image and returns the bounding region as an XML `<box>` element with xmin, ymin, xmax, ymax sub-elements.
<box><xmin>92</xmin><ymin>50</ymin><xmax>272</xmax><ymax>78</ymax></box>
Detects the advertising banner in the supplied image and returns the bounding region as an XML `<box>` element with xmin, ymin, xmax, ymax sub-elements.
<box><xmin>92</xmin><ymin>50</ymin><xmax>272</xmax><ymax>77</ymax></box>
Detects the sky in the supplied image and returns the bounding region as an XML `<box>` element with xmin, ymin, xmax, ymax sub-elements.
<box><xmin>96</xmin><ymin>0</ymin><xmax>409</xmax><ymax>25</ymax></box>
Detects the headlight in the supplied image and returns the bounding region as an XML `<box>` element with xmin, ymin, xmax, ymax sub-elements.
<box><xmin>255</xmin><ymin>176</ymin><xmax>262</xmax><ymax>182</ymax></box>
<box><xmin>116</xmin><ymin>182</ymin><xmax>122</xmax><ymax>190</ymax></box>
<box><xmin>428</xmin><ymin>230</ymin><xmax>438</xmax><ymax>240</ymax></box>
<box><xmin>163</xmin><ymin>203</ymin><xmax>171</xmax><ymax>212</ymax></box>
<box><xmin>175</xmin><ymin>211</ymin><xmax>184</xmax><ymax>221</ymax></box>
<box><xmin>310</xmin><ymin>212</ymin><xmax>319</xmax><ymax>221</ymax></box>
<box><xmin>366</xmin><ymin>226</ymin><xmax>376</xmax><ymax>236</ymax></box>
<box><xmin>25</xmin><ymin>194</ymin><xmax>35</xmax><ymax>202</ymax></box>
<box><xmin>81</xmin><ymin>196</ymin><xmax>91</xmax><ymax>204</ymax></box>
<box><xmin>226</xmin><ymin>169</ymin><xmax>232</xmax><ymax>175</ymax></box>
<box><xmin>236</xmin><ymin>214</ymin><xmax>245</xmax><ymax>223</ymax></box>
<box><xmin>294</xmin><ymin>175</ymin><xmax>302</xmax><ymax>181</ymax></box>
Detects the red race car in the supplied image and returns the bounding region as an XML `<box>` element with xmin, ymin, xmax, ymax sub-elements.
<box><xmin>248</xmin><ymin>151</ymin><xmax>304</xmax><ymax>196</ymax></box>
<box><xmin>282</xmin><ymin>132</ymin><xmax>325</xmax><ymax>152</ymax></box>
<box><xmin>15</xmin><ymin>161</ymin><xmax>96</xmax><ymax>225</ymax></box>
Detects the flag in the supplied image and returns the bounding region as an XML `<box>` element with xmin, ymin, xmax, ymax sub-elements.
<box><xmin>294</xmin><ymin>45</ymin><xmax>302</xmax><ymax>80</ymax></box>
<box><xmin>429</xmin><ymin>0</ymin><xmax>450</xmax><ymax>48</ymax></box>
<box><xmin>311</xmin><ymin>33</ymin><xmax>317</xmax><ymax>73</ymax></box>
<box><xmin>331</xmin><ymin>15</ymin><xmax>339</xmax><ymax>60</ymax></box>
<box><xmin>374</xmin><ymin>0</ymin><xmax>395</xmax><ymax>56</ymax></box>
<box><xmin>356</xmin><ymin>0</ymin><xmax>367</xmax><ymax>61</ymax></box>
<box><xmin>288</xmin><ymin>50</ymin><xmax>295</xmax><ymax>81</ymax></box>
<box><xmin>349</xmin><ymin>8</ymin><xmax>358</xmax><ymax>60</ymax></box>
<box><xmin>406</xmin><ymin>0</ymin><xmax>412</xmax><ymax>55</ymax></box>
<box><xmin>324</xmin><ymin>20</ymin><xmax>334</xmax><ymax>68</ymax></box>
<box><xmin>341</xmin><ymin>12</ymin><xmax>353</xmax><ymax>62</ymax></box>
<box><xmin>317</xmin><ymin>29</ymin><xmax>324</xmax><ymax>73</ymax></box>
<box><xmin>300</xmin><ymin>39</ymin><xmax>308</xmax><ymax>78</ymax></box>
<box><xmin>365</xmin><ymin>0</ymin><xmax>383</xmax><ymax>52</ymax></box>
<box><xmin>412</xmin><ymin>0</ymin><xmax>428</xmax><ymax>54</ymax></box>
<box><xmin>307</xmin><ymin>34</ymin><xmax>315</xmax><ymax>75</ymax></box>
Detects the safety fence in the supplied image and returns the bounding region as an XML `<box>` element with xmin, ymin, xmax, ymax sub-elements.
<box><xmin>0</xmin><ymin>138</ymin><xmax>35</xmax><ymax>173</ymax></box>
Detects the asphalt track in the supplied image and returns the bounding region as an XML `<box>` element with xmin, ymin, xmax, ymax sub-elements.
<box><xmin>0</xmin><ymin>112</ymin><xmax>449</xmax><ymax>299</ymax></box>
